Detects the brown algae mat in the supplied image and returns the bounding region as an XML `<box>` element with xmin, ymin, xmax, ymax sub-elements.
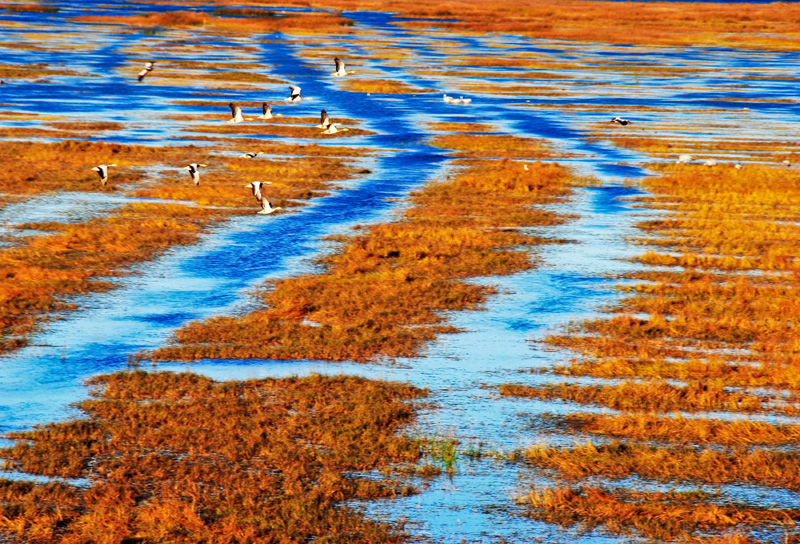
<box><xmin>500</xmin><ymin>161</ymin><xmax>800</xmax><ymax>542</ymax></box>
<box><xmin>0</xmin><ymin>370</ymin><xmax>425</xmax><ymax>543</ymax></box>
<box><xmin>147</xmin><ymin>149</ymin><xmax>575</xmax><ymax>363</ymax></box>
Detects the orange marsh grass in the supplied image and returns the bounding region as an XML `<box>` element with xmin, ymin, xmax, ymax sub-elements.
<box><xmin>0</xmin><ymin>370</ymin><xmax>425</xmax><ymax>543</ymax></box>
<box><xmin>338</xmin><ymin>78</ymin><xmax>432</xmax><ymax>94</ymax></box>
<box><xmin>72</xmin><ymin>10</ymin><xmax>356</xmax><ymax>35</ymax></box>
<box><xmin>521</xmin><ymin>486</ymin><xmax>796</xmax><ymax>542</ymax></box>
<box><xmin>499</xmin><ymin>381</ymin><xmax>774</xmax><ymax>414</ymax></box>
<box><xmin>147</xmin><ymin>157</ymin><xmax>575</xmax><ymax>363</ymax></box>
<box><xmin>524</xmin><ymin>441</ymin><xmax>800</xmax><ymax>491</ymax></box>
<box><xmin>429</xmin><ymin>134</ymin><xmax>559</xmax><ymax>159</ymax></box>
<box><xmin>561</xmin><ymin>413</ymin><xmax>800</xmax><ymax>447</ymax></box>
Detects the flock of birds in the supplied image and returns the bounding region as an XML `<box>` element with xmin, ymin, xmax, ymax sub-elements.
<box><xmin>93</xmin><ymin>57</ymin><xmax>356</xmax><ymax>214</ymax></box>
<box><xmin>92</xmin><ymin>57</ymin><xmax>794</xmax><ymax>212</ymax></box>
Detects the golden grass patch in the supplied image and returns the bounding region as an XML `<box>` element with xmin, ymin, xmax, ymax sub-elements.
<box><xmin>499</xmin><ymin>381</ymin><xmax>775</xmax><ymax>414</ymax></box>
<box><xmin>429</xmin><ymin>134</ymin><xmax>558</xmax><ymax>159</ymax></box>
<box><xmin>525</xmin><ymin>441</ymin><xmax>800</xmax><ymax>490</ymax></box>
<box><xmin>562</xmin><ymin>413</ymin><xmax>800</xmax><ymax>447</ymax></box>
<box><xmin>0</xmin><ymin>370</ymin><xmax>424</xmax><ymax>543</ymax></box>
<box><xmin>72</xmin><ymin>10</ymin><xmax>356</xmax><ymax>35</ymax></box>
<box><xmin>426</xmin><ymin>121</ymin><xmax>496</xmax><ymax>133</ymax></box>
<box><xmin>338</xmin><ymin>78</ymin><xmax>433</xmax><ymax>94</ymax></box>
<box><xmin>521</xmin><ymin>486</ymin><xmax>794</xmax><ymax>542</ymax></box>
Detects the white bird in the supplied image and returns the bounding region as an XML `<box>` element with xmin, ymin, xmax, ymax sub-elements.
<box><xmin>458</xmin><ymin>96</ymin><xmax>472</xmax><ymax>105</ymax></box>
<box><xmin>442</xmin><ymin>94</ymin><xmax>454</xmax><ymax>104</ymax></box>
<box><xmin>137</xmin><ymin>61</ymin><xmax>154</xmax><ymax>82</ymax></box>
<box><xmin>523</xmin><ymin>164</ymin><xmax>529</xmax><ymax>171</ymax></box>
<box><xmin>183</xmin><ymin>163</ymin><xmax>207</xmax><ymax>186</ymax></box>
<box><xmin>318</xmin><ymin>109</ymin><xmax>331</xmax><ymax>129</ymax></box>
<box><xmin>228</xmin><ymin>102</ymin><xmax>245</xmax><ymax>123</ymax></box>
<box><xmin>331</xmin><ymin>57</ymin><xmax>353</xmax><ymax>77</ymax></box>
<box><xmin>321</xmin><ymin>123</ymin><xmax>349</xmax><ymax>135</ymax></box>
<box><xmin>245</xmin><ymin>181</ymin><xmax>281</xmax><ymax>215</ymax></box>
<box><xmin>92</xmin><ymin>164</ymin><xmax>117</xmax><ymax>186</ymax></box>
<box><xmin>783</xmin><ymin>160</ymin><xmax>792</xmax><ymax>167</ymax></box>
<box><xmin>677</xmin><ymin>154</ymin><xmax>693</xmax><ymax>164</ymax></box>
<box><xmin>285</xmin><ymin>85</ymin><xmax>304</xmax><ymax>102</ymax></box>
<box><xmin>734</xmin><ymin>163</ymin><xmax>743</xmax><ymax>170</ymax></box>
<box><xmin>258</xmin><ymin>103</ymin><xmax>282</xmax><ymax>119</ymax></box>
<box><xmin>239</xmin><ymin>152</ymin><xmax>260</xmax><ymax>159</ymax></box>
<box><xmin>610</xmin><ymin>117</ymin><xmax>632</xmax><ymax>126</ymax></box>
<box><xmin>704</xmin><ymin>158</ymin><xmax>717</xmax><ymax>167</ymax></box>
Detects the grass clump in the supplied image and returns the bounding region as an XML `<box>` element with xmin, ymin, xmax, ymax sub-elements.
<box><xmin>339</xmin><ymin>79</ymin><xmax>431</xmax><ymax>94</ymax></box>
<box><xmin>430</xmin><ymin>134</ymin><xmax>558</xmax><ymax>159</ymax></box>
<box><xmin>562</xmin><ymin>413</ymin><xmax>800</xmax><ymax>447</ymax></box>
<box><xmin>499</xmin><ymin>380</ymin><xmax>771</xmax><ymax>414</ymax></box>
<box><xmin>0</xmin><ymin>370</ymin><xmax>425</xmax><ymax>543</ymax></box>
<box><xmin>521</xmin><ymin>486</ymin><xmax>795</xmax><ymax>542</ymax></box>
<box><xmin>524</xmin><ymin>441</ymin><xmax>800</xmax><ymax>490</ymax></box>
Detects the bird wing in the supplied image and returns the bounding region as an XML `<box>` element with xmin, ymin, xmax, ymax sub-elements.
<box><xmin>262</xmin><ymin>103</ymin><xmax>270</xmax><ymax>115</ymax></box>
<box><xmin>321</xmin><ymin>109</ymin><xmax>330</xmax><ymax>126</ymax></box>
<box><xmin>335</xmin><ymin>57</ymin><xmax>344</xmax><ymax>72</ymax></box>
<box><xmin>289</xmin><ymin>85</ymin><xmax>301</xmax><ymax>97</ymax></box>
<box><xmin>252</xmin><ymin>182</ymin><xmax>263</xmax><ymax>201</ymax></box>
<box><xmin>230</xmin><ymin>103</ymin><xmax>238</xmax><ymax>116</ymax></box>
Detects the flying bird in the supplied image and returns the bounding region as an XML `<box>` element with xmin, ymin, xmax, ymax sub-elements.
<box><xmin>245</xmin><ymin>181</ymin><xmax>282</xmax><ymax>215</ymax></box>
<box><xmin>137</xmin><ymin>61</ymin><xmax>154</xmax><ymax>82</ymax></box>
<box><xmin>228</xmin><ymin>102</ymin><xmax>245</xmax><ymax>123</ymax></box>
<box><xmin>331</xmin><ymin>57</ymin><xmax>354</xmax><ymax>77</ymax></box>
<box><xmin>239</xmin><ymin>152</ymin><xmax>260</xmax><ymax>159</ymax></box>
<box><xmin>92</xmin><ymin>164</ymin><xmax>117</xmax><ymax>186</ymax></box>
<box><xmin>183</xmin><ymin>163</ymin><xmax>207</xmax><ymax>186</ymax></box>
<box><xmin>318</xmin><ymin>109</ymin><xmax>331</xmax><ymax>129</ymax></box>
<box><xmin>285</xmin><ymin>85</ymin><xmax>306</xmax><ymax>102</ymax></box>
<box><xmin>258</xmin><ymin>103</ymin><xmax>282</xmax><ymax>119</ymax></box>
<box><xmin>321</xmin><ymin>123</ymin><xmax>348</xmax><ymax>135</ymax></box>
<box><xmin>610</xmin><ymin>117</ymin><xmax>632</xmax><ymax>126</ymax></box>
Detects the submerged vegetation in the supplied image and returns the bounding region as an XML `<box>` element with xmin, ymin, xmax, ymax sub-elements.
<box><xmin>0</xmin><ymin>371</ymin><xmax>425</xmax><ymax>543</ymax></box>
